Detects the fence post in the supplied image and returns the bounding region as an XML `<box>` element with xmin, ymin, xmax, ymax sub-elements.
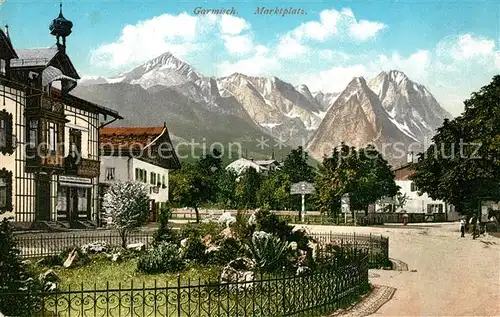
<box><xmin>281</xmin><ymin>269</ymin><xmax>286</xmax><ymax>315</ymax></box>
<box><xmin>177</xmin><ymin>274</ymin><xmax>181</xmax><ymax>317</ymax></box>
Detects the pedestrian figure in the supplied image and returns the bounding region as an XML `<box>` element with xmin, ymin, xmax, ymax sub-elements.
<box><xmin>460</xmin><ymin>219</ymin><xmax>465</xmax><ymax>237</ymax></box>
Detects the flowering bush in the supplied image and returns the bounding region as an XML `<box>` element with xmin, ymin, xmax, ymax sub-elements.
<box><xmin>218</xmin><ymin>212</ymin><xmax>236</xmax><ymax>227</ymax></box>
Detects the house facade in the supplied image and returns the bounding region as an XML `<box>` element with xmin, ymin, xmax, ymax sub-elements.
<box><xmin>389</xmin><ymin>162</ymin><xmax>459</xmax><ymax>220</ymax></box>
<box><xmin>0</xmin><ymin>8</ymin><xmax>122</xmax><ymax>229</ymax></box>
<box><xmin>99</xmin><ymin>126</ymin><xmax>180</xmax><ymax>222</ymax></box>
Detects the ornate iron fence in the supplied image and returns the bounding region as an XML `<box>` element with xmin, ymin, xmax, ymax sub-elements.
<box><xmin>1</xmin><ymin>252</ymin><xmax>369</xmax><ymax>317</ymax></box>
<box><xmin>14</xmin><ymin>231</ymin><xmax>389</xmax><ymax>268</ymax></box>
<box><xmin>14</xmin><ymin>231</ymin><xmax>153</xmax><ymax>258</ymax></box>
<box><xmin>311</xmin><ymin>232</ymin><xmax>390</xmax><ymax>268</ymax></box>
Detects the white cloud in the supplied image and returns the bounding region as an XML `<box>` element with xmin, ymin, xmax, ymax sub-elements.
<box><xmin>276</xmin><ymin>35</ymin><xmax>310</xmax><ymax>59</ymax></box>
<box><xmin>220</xmin><ymin>15</ymin><xmax>250</xmax><ymax>35</ymax></box>
<box><xmin>371</xmin><ymin>50</ymin><xmax>432</xmax><ymax>82</ymax></box>
<box><xmin>349</xmin><ymin>20</ymin><xmax>387</xmax><ymax>41</ymax></box>
<box><xmin>216</xmin><ymin>55</ymin><xmax>280</xmax><ymax>77</ymax></box>
<box><xmin>91</xmin><ymin>13</ymin><xmax>208</xmax><ymax>68</ymax></box>
<box><xmin>222</xmin><ymin>34</ymin><xmax>254</xmax><ymax>55</ymax></box>
<box><xmin>300</xmin><ymin>64</ymin><xmax>368</xmax><ymax>93</ymax></box>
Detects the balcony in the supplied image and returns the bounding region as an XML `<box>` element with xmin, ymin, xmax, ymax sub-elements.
<box><xmin>26</xmin><ymin>95</ymin><xmax>65</xmax><ymax>117</ymax></box>
<box><xmin>25</xmin><ymin>150</ymin><xmax>65</xmax><ymax>172</ymax></box>
<box><xmin>65</xmin><ymin>155</ymin><xmax>100</xmax><ymax>178</ymax></box>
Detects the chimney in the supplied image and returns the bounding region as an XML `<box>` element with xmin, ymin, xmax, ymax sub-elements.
<box><xmin>407</xmin><ymin>151</ymin><xmax>414</xmax><ymax>163</ymax></box>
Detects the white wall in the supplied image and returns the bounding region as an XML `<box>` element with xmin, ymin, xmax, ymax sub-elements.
<box><xmin>395</xmin><ymin>180</ymin><xmax>447</xmax><ymax>213</ymax></box>
<box><xmin>100</xmin><ymin>156</ymin><xmax>170</xmax><ymax>203</ymax></box>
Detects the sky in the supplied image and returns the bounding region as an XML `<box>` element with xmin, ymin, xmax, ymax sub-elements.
<box><xmin>1</xmin><ymin>0</ymin><xmax>499</xmax><ymax>116</ymax></box>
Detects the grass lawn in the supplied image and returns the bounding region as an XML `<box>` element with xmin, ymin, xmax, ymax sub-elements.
<box><xmin>32</xmin><ymin>255</ymin><xmax>223</xmax><ymax>290</ymax></box>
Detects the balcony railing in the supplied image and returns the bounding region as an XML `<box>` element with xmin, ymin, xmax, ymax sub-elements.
<box><xmin>65</xmin><ymin>155</ymin><xmax>100</xmax><ymax>178</ymax></box>
<box><xmin>26</xmin><ymin>95</ymin><xmax>65</xmax><ymax>115</ymax></box>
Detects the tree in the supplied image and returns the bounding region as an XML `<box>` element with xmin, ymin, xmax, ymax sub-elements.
<box><xmin>102</xmin><ymin>181</ymin><xmax>149</xmax><ymax>247</ymax></box>
<box><xmin>235</xmin><ymin>167</ymin><xmax>261</xmax><ymax>209</ymax></box>
<box><xmin>257</xmin><ymin>170</ymin><xmax>291</xmax><ymax>210</ymax></box>
<box><xmin>170</xmin><ymin>163</ymin><xmax>215</xmax><ymax>223</ymax></box>
<box><xmin>410</xmin><ymin>76</ymin><xmax>500</xmax><ymax>218</ymax></box>
<box><xmin>315</xmin><ymin>143</ymin><xmax>399</xmax><ymax>218</ymax></box>
<box><xmin>281</xmin><ymin>146</ymin><xmax>315</xmax><ymax>183</ymax></box>
<box><xmin>0</xmin><ymin>219</ymin><xmax>41</xmax><ymax>316</ymax></box>
<box><xmin>216</xmin><ymin>168</ymin><xmax>238</xmax><ymax>209</ymax></box>
<box><xmin>281</xmin><ymin>146</ymin><xmax>316</xmax><ymax>211</ymax></box>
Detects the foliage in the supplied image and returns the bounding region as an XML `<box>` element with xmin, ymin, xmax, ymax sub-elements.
<box><xmin>180</xmin><ymin>237</ymin><xmax>207</xmax><ymax>264</ymax></box>
<box><xmin>257</xmin><ymin>171</ymin><xmax>292</xmax><ymax>210</ymax></box>
<box><xmin>216</xmin><ymin>169</ymin><xmax>238</xmax><ymax>209</ymax></box>
<box><xmin>410</xmin><ymin>76</ymin><xmax>500</xmax><ymax>216</ymax></box>
<box><xmin>281</xmin><ymin>146</ymin><xmax>316</xmax><ymax>184</ymax></box>
<box><xmin>315</xmin><ymin>143</ymin><xmax>399</xmax><ymax>217</ymax></box>
<box><xmin>170</xmin><ymin>162</ymin><xmax>217</xmax><ymax>223</ymax></box>
<box><xmin>231</xmin><ymin>211</ymin><xmax>255</xmax><ymax>241</ymax></box>
<box><xmin>245</xmin><ymin>231</ymin><xmax>289</xmax><ymax>272</ymax></box>
<box><xmin>137</xmin><ymin>242</ymin><xmax>184</xmax><ymax>274</ymax></box>
<box><xmin>207</xmin><ymin>238</ymin><xmax>243</xmax><ymax>266</ymax></box>
<box><xmin>102</xmin><ymin>181</ymin><xmax>149</xmax><ymax>248</ymax></box>
<box><xmin>152</xmin><ymin>205</ymin><xmax>178</xmax><ymax>246</ymax></box>
<box><xmin>0</xmin><ymin>219</ymin><xmax>41</xmax><ymax>316</ymax></box>
<box><xmin>235</xmin><ymin>167</ymin><xmax>262</xmax><ymax>209</ymax></box>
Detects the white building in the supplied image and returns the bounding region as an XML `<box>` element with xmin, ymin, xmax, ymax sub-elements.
<box><xmin>99</xmin><ymin>125</ymin><xmax>180</xmax><ymax>222</ymax></box>
<box><xmin>388</xmin><ymin>162</ymin><xmax>459</xmax><ymax>220</ymax></box>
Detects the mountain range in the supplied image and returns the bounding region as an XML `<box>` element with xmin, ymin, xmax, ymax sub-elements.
<box><xmin>75</xmin><ymin>52</ymin><xmax>452</xmax><ymax>165</ymax></box>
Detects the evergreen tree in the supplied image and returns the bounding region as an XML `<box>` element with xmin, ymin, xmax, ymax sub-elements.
<box><xmin>0</xmin><ymin>219</ymin><xmax>41</xmax><ymax>316</ymax></box>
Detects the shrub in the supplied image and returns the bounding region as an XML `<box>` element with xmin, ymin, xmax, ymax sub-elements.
<box><xmin>0</xmin><ymin>219</ymin><xmax>42</xmax><ymax>316</ymax></box>
<box><xmin>137</xmin><ymin>242</ymin><xmax>184</xmax><ymax>274</ymax></box>
<box><xmin>255</xmin><ymin>208</ymin><xmax>290</xmax><ymax>239</ymax></box>
<box><xmin>207</xmin><ymin>238</ymin><xmax>243</xmax><ymax>266</ymax></box>
<box><xmin>180</xmin><ymin>237</ymin><xmax>207</xmax><ymax>264</ymax></box>
<box><xmin>246</xmin><ymin>231</ymin><xmax>289</xmax><ymax>273</ymax></box>
<box><xmin>231</xmin><ymin>211</ymin><xmax>254</xmax><ymax>241</ymax></box>
<box><xmin>153</xmin><ymin>205</ymin><xmax>178</xmax><ymax>246</ymax></box>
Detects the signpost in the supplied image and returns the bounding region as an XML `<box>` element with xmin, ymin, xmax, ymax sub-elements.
<box><xmin>341</xmin><ymin>194</ymin><xmax>350</xmax><ymax>224</ymax></box>
<box><xmin>290</xmin><ymin>181</ymin><xmax>315</xmax><ymax>222</ymax></box>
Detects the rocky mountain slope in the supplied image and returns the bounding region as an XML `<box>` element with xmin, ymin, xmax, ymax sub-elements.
<box><xmin>77</xmin><ymin>52</ymin><xmax>452</xmax><ymax>164</ymax></box>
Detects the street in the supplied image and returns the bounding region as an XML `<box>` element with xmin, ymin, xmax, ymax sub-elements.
<box><xmin>303</xmin><ymin>223</ymin><xmax>500</xmax><ymax>316</ymax></box>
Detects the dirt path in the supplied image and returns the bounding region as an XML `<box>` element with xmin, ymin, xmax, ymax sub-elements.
<box><xmin>303</xmin><ymin>223</ymin><xmax>500</xmax><ymax>316</ymax></box>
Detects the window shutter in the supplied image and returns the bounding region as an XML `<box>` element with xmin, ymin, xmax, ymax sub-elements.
<box><xmin>438</xmin><ymin>204</ymin><xmax>443</xmax><ymax>213</ymax></box>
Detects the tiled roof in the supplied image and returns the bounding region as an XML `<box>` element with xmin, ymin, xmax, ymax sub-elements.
<box><xmin>10</xmin><ymin>46</ymin><xmax>58</xmax><ymax>67</ymax></box>
<box><xmin>100</xmin><ymin>127</ymin><xmax>164</xmax><ymax>148</ymax></box>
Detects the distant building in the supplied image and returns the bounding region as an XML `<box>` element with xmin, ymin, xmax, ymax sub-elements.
<box><xmin>99</xmin><ymin>125</ymin><xmax>180</xmax><ymax>222</ymax></box>
<box><xmin>226</xmin><ymin>158</ymin><xmax>281</xmax><ymax>176</ymax></box>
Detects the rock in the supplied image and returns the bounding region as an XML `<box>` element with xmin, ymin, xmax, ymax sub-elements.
<box><xmin>180</xmin><ymin>238</ymin><xmax>189</xmax><ymax>248</ymax></box>
<box><xmin>111</xmin><ymin>253</ymin><xmax>122</xmax><ymax>262</ymax></box>
<box><xmin>39</xmin><ymin>269</ymin><xmax>60</xmax><ymax>283</ymax></box>
<box><xmin>296</xmin><ymin>266</ymin><xmax>311</xmax><ymax>276</ymax></box>
<box><xmin>220</xmin><ymin>227</ymin><xmax>235</xmax><ymax>240</ymax></box>
<box><xmin>81</xmin><ymin>241</ymin><xmax>109</xmax><ymax>254</ymax></box>
<box><xmin>21</xmin><ymin>259</ymin><xmax>32</xmax><ymax>266</ymax></box>
<box><xmin>63</xmin><ymin>249</ymin><xmax>79</xmax><ymax>268</ymax></box>
<box><xmin>205</xmin><ymin>246</ymin><xmax>221</xmax><ymax>254</ymax></box>
<box><xmin>227</xmin><ymin>257</ymin><xmax>256</xmax><ymax>271</ymax></box>
<box><xmin>44</xmin><ymin>281</ymin><xmax>58</xmax><ymax>292</ymax></box>
<box><xmin>202</xmin><ymin>234</ymin><xmax>212</xmax><ymax>247</ymax></box>
<box><xmin>220</xmin><ymin>266</ymin><xmax>254</xmax><ymax>290</ymax></box>
<box><xmin>126</xmin><ymin>243</ymin><xmax>145</xmax><ymax>251</ymax></box>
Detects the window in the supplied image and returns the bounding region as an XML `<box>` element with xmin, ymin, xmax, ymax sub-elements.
<box><xmin>0</xmin><ymin>59</ymin><xmax>5</xmax><ymax>75</ymax></box>
<box><xmin>135</xmin><ymin>168</ymin><xmax>140</xmax><ymax>181</ymax></box>
<box><xmin>162</xmin><ymin>175</ymin><xmax>166</xmax><ymax>188</ymax></box>
<box><xmin>0</xmin><ymin>169</ymin><xmax>12</xmax><ymax>213</ymax></box>
<box><xmin>57</xmin><ymin>186</ymin><xmax>67</xmax><ymax>212</ymax></box>
<box><xmin>77</xmin><ymin>188</ymin><xmax>88</xmax><ymax>212</ymax></box>
<box><xmin>69</xmin><ymin>129</ymin><xmax>82</xmax><ymax>156</ymax></box>
<box><xmin>0</xmin><ymin>110</ymin><xmax>13</xmax><ymax>154</ymax></box>
<box><xmin>410</xmin><ymin>182</ymin><xmax>418</xmax><ymax>192</ymax></box>
<box><xmin>47</xmin><ymin>122</ymin><xmax>58</xmax><ymax>152</ymax></box>
<box><xmin>27</xmin><ymin>119</ymin><xmax>38</xmax><ymax>149</ymax></box>
<box><xmin>427</xmin><ymin>204</ymin><xmax>443</xmax><ymax>213</ymax></box>
<box><xmin>105</xmin><ymin>168</ymin><xmax>115</xmax><ymax>181</ymax></box>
